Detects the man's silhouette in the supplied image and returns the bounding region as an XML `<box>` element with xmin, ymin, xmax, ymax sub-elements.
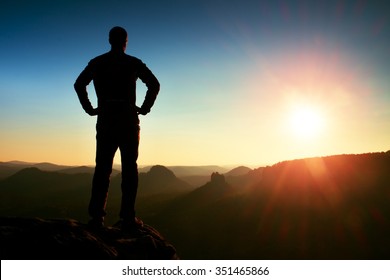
<box><xmin>74</xmin><ymin>26</ymin><xmax>160</xmax><ymax>231</ymax></box>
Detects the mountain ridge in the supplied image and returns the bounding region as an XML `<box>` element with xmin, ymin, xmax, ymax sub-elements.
<box><xmin>147</xmin><ymin>152</ymin><xmax>390</xmax><ymax>259</ymax></box>
<box><xmin>0</xmin><ymin>161</ymin><xmax>235</xmax><ymax>179</ymax></box>
<box><xmin>1</xmin><ymin>151</ymin><xmax>390</xmax><ymax>259</ymax></box>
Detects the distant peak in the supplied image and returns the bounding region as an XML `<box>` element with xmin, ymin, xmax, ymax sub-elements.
<box><xmin>148</xmin><ymin>165</ymin><xmax>176</xmax><ymax>179</ymax></box>
<box><xmin>4</xmin><ymin>167</ymin><xmax>45</xmax><ymax>181</ymax></box>
<box><xmin>17</xmin><ymin>167</ymin><xmax>42</xmax><ymax>175</ymax></box>
<box><xmin>225</xmin><ymin>166</ymin><xmax>252</xmax><ymax>176</ymax></box>
<box><xmin>210</xmin><ymin>172</ymin><xmax>226</xmax><ymax>184</ymax></box>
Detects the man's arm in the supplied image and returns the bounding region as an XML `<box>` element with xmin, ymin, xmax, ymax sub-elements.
<box><xmin>74</xmin><ymin>62</ymin><xmax>98</xmax><ymax>116</ymax></box>
<box><xmin>137</xmin><ymin>61</ymin><xmax>160</xmax><ymax>115</ymax></box>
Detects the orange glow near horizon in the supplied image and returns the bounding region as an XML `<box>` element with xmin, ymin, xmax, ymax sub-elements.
<box><xmin>222</xmin><ymin>41</ymin><xmax>390</xmax><ymax>166</ymax></box>
<box><xmin>1</xmin><ymin>39</ymin><xmax>389</xmax><ymax>167</ymax></box>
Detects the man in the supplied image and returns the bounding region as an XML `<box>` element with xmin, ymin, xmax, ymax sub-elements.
<box><xmin>74</xmin><ymin>26</ymin><xmax>160</xmax><ymax>231</ymax></box>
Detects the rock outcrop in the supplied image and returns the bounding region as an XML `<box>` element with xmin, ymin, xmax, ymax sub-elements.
<box><xmin>210</xmin><ymin>172</ymin><xmax>226</xmax><ymax>185</ymax></box>
<box><xmin>0</xmin><ymin>217</ymin><xmax>178</xmax><ymax>260</ymax></box>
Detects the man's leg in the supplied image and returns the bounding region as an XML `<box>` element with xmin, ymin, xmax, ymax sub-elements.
<box><xmin>119</xmin><ymin>124</ymin><xmax>140</xmax><ymax>221</ymax></box>
<box><xmin>88</xmin><ymin>128</ymin><xmax>118</xmax><ymax>223</ymax></box>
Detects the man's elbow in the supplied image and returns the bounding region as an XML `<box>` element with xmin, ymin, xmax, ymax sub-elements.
<box><xmin>74</xmin><ymin>81</ymin><xmax>84</xmax><ymax>93</ymax></box>
<box><xmin>153</xmin><ymin>80</ymin><xmax>160</xmax><ymax>95</ymax></box>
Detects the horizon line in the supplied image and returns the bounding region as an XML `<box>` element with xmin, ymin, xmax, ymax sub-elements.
<box><xmin>2</xmin><ymin>150</ymin><xmax>389</xmax><ymax>169</ymax></box>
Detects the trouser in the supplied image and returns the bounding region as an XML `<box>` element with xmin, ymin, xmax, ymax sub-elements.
<box><xmin>88</xmin><ymin>118</ymin><xmax>140</xmax><ymax>220</ymax></box>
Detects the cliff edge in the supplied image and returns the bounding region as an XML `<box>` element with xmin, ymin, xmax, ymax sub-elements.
<box><xmin>0</xmin><ymin>217</ymin><xmax>178</xmax><ymax>260</ymax></box>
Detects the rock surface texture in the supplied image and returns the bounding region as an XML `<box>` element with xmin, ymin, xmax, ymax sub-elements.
<box><xmin>0</xmin><ymin>217</ymin><xmax>178</xmax><ymax>260</ymax></box>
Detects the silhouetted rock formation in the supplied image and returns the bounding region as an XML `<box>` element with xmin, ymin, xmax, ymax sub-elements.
<box><xmin>188</xmin><ymin>172</ymin><xmax>231</xmax><ymax>202</ymax></box>
<box><xmin>148</xmin><ymin>165</ymin><xmax>177</xmax><ymax>180</ymax></box>
<box><xmin>138</xmin><ymin>165</ymin><xmax>192</xmax><ymax>195</ymax></box>
<box><xmin>210</xmin><ymin>172</ymin><xmax>226</xmax><ymax>184</ymax></box>
<box><xmin>0</xmin><ymin>217</ymin><xmax>178</xmax><ymax>260</ymax></box>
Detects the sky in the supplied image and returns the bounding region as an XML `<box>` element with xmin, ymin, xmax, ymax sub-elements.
<box><xmin>1</xmin><ymin>0</ymin><xmax>390</xmax><ymax>167</ymax></box>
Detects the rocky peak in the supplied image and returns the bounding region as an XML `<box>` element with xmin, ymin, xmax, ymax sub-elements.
<box><xmin>210</xmin><ymin>172</ymin><xmax>226</xmax><ymax>185</ymax></box>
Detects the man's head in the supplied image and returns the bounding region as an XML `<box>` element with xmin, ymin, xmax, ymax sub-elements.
<box><xmin>109</xmin><ymin>26</ymin><xmax>127</xmax><ymax>51</ymax></box>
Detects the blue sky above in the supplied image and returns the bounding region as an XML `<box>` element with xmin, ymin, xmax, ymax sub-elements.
<box><xmin>1</xmin><ymin>0</ymin><xmax>389</xmax><ymax>166</ymax></box>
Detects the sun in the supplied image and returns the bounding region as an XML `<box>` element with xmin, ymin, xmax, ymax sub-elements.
<box><xmin>289</xmin><ymin>105</ymin><xmax>325</xmax><ymax>139</ymax></box>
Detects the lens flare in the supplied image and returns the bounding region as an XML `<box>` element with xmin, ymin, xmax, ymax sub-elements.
<box><xmin>289</xmin><ymin>105</ymin><xmax>325</xmax><ymax>139</ymax></box>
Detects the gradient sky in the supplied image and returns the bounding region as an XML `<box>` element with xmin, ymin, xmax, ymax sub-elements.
<box><xmin>1</xmin><ymin>0</ymin><xmax>389</xmax><ymax>167</ymax></box>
